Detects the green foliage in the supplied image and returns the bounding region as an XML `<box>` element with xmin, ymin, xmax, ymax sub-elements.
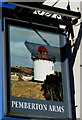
<box><xmin>41</xmin><ymin>72</ymin><xmax>63</xmax><ymax>101</ymax></box>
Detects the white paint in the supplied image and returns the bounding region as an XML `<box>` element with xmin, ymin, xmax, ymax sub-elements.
<box><xmin>34</xmin><ymin>59</ymin><xmax>54</xmax><ymax>81</ymax></box>
<box><xmin>72</xmin><ymin>2</ymin><xmax>81</xmax><ymax>119</ymax></box>
<box><xmin>22</xmin><ymin>76</ymin><xmax>33</xmax><ymax>80</ymax></box>
<box><xmin>73</xmin><ymin>47</ymin><xmax>80</xmax><ymax>118</ymax></box>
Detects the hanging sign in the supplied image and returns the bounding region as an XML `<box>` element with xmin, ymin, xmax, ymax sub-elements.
<box><xmin>4</xmin><ymin>18</ymin><xmax>73</xmax><ymax>119</ymax></box>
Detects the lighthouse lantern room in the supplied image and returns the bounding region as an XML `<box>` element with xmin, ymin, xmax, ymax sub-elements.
<box><xmin>38</xmin><ymin>46</ymin><xmax>48</xmax><ymax>59</ymax></box>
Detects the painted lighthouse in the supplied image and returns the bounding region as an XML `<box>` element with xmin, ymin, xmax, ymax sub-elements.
<box><xmin>25</xmin><ymin>41</ymin><xmax>55</xmax><ymax>82</ymax></box>
<box><xmin>33</xmin><ymin>46</ymin><xmax>54</xmax><ymax>82</ymax></box>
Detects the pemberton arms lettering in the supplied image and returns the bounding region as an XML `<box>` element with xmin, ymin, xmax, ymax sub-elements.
<box><xmin>12</xmin><ymin>101</ymin><xmax>64</xmax><ymax>113</ymax></box>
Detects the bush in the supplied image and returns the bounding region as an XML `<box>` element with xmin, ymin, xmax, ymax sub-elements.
<box><xmin>41</xmin><ymin>72</ymin><xmax>63</xmax><ymax>101</ymax></box>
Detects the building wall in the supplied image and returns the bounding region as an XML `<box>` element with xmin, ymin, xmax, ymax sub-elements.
<box><xmin>73</xmin><ymin>1</ymin><xmax>82</xmax><ymax>119</ymax></box>
<box><xmin>80</xmin><ymin>2</ymin><xmax>82</xmax><ymax>119</ymax></box>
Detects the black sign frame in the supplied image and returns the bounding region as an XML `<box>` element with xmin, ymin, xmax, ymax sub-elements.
<box><xmin>4</xmin><ymin>17</ymin><xmax>74</xmax><ymax>119</ymax></box>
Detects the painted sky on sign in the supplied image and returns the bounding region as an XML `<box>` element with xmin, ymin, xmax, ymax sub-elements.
<box><xmin>10</xmin><ymin>26</ymin><xmax>62</xmax><ymax>71</ymax></box>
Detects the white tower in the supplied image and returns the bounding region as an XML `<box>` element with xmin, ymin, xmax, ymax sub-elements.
<box><xmin>33</xmin><ymin>46</ymin><xmax>54</xmax><ymax>82</ymax></box>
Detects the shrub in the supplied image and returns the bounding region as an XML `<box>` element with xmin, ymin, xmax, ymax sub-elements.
<box><xmin>41</xmin><ymin>72</ymin><xmax>63</xmax><ymax>101</ymax></box>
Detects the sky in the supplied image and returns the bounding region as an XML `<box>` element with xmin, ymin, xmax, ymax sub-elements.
<box><xmin>10</xmin><ymin>25</ymin><xmax>62</xmax><ymax>71</ymax></box>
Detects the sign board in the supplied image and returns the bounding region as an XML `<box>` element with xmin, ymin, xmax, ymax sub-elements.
<box><xmin>3</xmin><ymin>18</ymin><xmax>73</xmax><ymax>119</ymax></box>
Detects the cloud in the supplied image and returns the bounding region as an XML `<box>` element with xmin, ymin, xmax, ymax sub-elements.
<box><xmin>10</xmin><ymin>26</ymin><xmax>45</xmax><ymax>44</ymax></box>
<box><xmin>10</xmin><ymin>42</ymin><xmax>33</xmax><ymax>67</ymax></box>
<box><xmin>10</xmin><ymin>26</ymin><xmax>60</xmax><ymax>47</ymax></box>
<box><xmin>10</xmin><ymin>24</ymin><xmax>62</xmax><ymax>70</ymax></box>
